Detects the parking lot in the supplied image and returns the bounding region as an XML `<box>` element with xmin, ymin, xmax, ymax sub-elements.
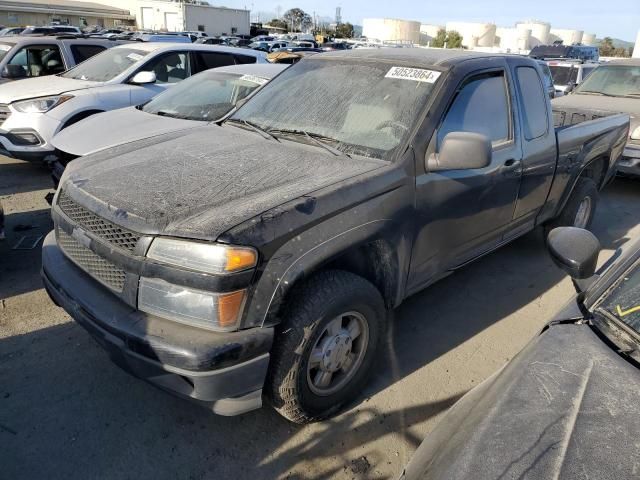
<box><xmin>0</xmin><ymin>153</ymin><xmax>637</xmax><ymax>479</ymax></box>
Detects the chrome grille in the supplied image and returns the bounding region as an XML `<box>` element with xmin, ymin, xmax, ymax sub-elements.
<box><xmin>57</xmin><ymin>229</ymin><xmax>125</xmax><ymax>292</ymax></box>
<box><xmin>0</xmin><ymin>104</ymin><xmax>10</xmax><ymax>126</ymax></box>
<box><xmin>57</xmin><ymin>190</ymin><xmax>140</xmax><ymax>252</ymax></box>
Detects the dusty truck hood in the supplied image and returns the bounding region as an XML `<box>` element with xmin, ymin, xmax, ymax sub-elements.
<box><xmin>552</xmin><ymin>93</ymin><xmax>640</xmax><ymax>117</ymax></box>
<box><xmin>0</xmin><ymin>75</ymin><xmax>99</xmax><ymax>104</ymax></box>
<box><xmin>403</xmin><ymin>323</ymin><xmax>640</xmax><ymax>479</ymax></box>
<box><xmin>61</xmin><ymin>125</ymin><xmax>386</xmax><ymax>240</ymax></box>
<box><xmin>52</xmin><ymin>107</ymin><xmax>202</xmax><ymax>156</ymax></box>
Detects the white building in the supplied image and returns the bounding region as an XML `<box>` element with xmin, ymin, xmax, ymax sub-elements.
<box><xmin>95</xmin><ymin>0</ymin><xmax>249</xmax><ymax>35</ymax></box>
<box><xmin>362</xmin><ymin>18</ymin><xmax>421</xmax><ymax>44</ymax></box>
<box><xmin>634</xmin><ymin>30</ymin><xmax>640</xmax><ymax>58</ymax></box>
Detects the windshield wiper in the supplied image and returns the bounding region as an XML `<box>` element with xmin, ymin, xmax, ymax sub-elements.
<box><xmin>226</xmin><ymin>119</ymin><xmax>278</xmax><ymax>141</ymax></box>
<box><xmin>577</xmin><ymin>91</ymin><xmax>618</xmax><ymax>97</ymax></box>
<box><xmin>268</xmin><ymin>128</ymin><xmax>350</xmax><ymax>158</ymax></box>
<box><xmin>154</xmin><ymin>110</ymin><xmax>178</xmax><ymax>118</ymax></box>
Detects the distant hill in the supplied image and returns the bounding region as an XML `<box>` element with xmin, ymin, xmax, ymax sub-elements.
<box><xmin>595</xmin><ymin>37</ymin><xmax>634</xmax><ymax>49</ymax></box>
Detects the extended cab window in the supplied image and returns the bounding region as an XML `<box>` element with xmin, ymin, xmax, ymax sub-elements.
<box><xmin>8</xmin><ymin>45</ymin><xmax>65</xmax><ymax>77</ymax></box>
<box><xmin>140</xmin><ymin>52</ymin><xmax>191</xmax><ymax>84</ymax></box>
<box><xmin>438</xmin><ymin>72</ymin><xmax>510</xmax><ymax>148</ymax></box>
<box><xmin>70</xmin><ymin>44</ymin><xmax>106</xmax><ymax>64</ymax></box>
<box><xmin>516</xmin><ymin>66</ymin><xmax>548</xmax><ymax>140</ymax></box>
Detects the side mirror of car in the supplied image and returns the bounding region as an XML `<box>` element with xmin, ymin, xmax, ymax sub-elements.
<box><xmin>2</xmin><ymin>64</ymin><xmax>27</xmax><ymax>79</ymax></box>
<box><xmin>547</xmin><ymin>227</ymin><xmax>601</xmax><ymax>292</ymax></box>
<box><xmin>565</xmin><ymin>81</ymin><xmax>576</xmax><ymax>94</ymax></box>
<box><xmin>427</xmin><ymin>132</ymin><xmax>492</xmax><ymax>172</ymax></box>
<box><xmin>130</xmin><ymin>71</ymin><xmax>156</xmax><ymax>85</ymax></box>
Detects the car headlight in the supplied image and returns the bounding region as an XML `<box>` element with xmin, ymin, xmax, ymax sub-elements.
<box><xmin>12</xmin><ymin>95</ymin><xmax>73</xmax><ymax>113</ymax></box>
<box><xmin>631</xmin><ymin>126</ymin><xmax>640</xmax><ymax>141</ymax></box>
<box><xmin>138</xmin><ymin>277</ymin><xmax>246</xmax><ymax>331</ymax></box>
<box><xmin>146</xmin><ymin>237</ymin><xmax>257</xmax><ymax>274</ymax></box>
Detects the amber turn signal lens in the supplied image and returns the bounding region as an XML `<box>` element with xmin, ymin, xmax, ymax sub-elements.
<box><xmin>225</xmin><ymin>248</ymin><xmax>257</xmax><ymax>272</ymax></box>
<box><xmin>217</xmin><ymin>290</ymin><xmax>247</xmax><ymax>328</ymax></box>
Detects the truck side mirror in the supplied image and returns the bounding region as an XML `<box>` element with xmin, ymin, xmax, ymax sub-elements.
<box><xmin>130</xmin><ymin>71</ymin><xmax>156</xmax><ymax>85</ymax></box>
<box><xmin>427</xmin><ymin>132</ymin><xmax>492</xmax><ymax>172</ymax></box>
<box><xmin>547</xmin><ymin>227</ymin><xmax>601</xmax><ymax>291</ymax></box>
<box><xmin>2</xmin><ymin>64</ymin><xmax>27</xmax><ymax>79</ymax></box>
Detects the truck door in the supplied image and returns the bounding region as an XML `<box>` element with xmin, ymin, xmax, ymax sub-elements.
<box><xmin>408</xmin><ymin>63</ymin><xmax>523</xmax><ymax>291</ymax></box>
<box><xmin>505</xmin><ymin>58</ymin><xmax>557</xmax><ymax>237</ymax></box>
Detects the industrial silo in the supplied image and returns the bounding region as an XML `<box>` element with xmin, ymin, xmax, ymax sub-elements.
<box><xmin>362</xmin><ymin>18</ymin><xmax>421</xmax><ymax>44</ymax></box>
<box><xmin>582</xmin><ymin>33</ymin><xmax>596</xmax><ymax>46</ymax></box>
<box><xmin>516</xmin><ymin>20</ymin><xmax>550</xmax><ymax>47</ymax></box>
<box><xmin>550</xmin><ymin>28</ymin><xmax>584</xmax><ymax>45</ymax></box>
<box><xmin>445</xmin><ymin>22</ymin><xmax>496</xmax><ymax>49</ymax></box>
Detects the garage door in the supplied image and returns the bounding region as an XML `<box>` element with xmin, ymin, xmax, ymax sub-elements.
<box><xmin>141</xmin><ymin>7</ymin><xmax>153</xmax><ymax>30</ymax></box>
<box><xmin>164</xmin><ymin>12</ymin><xmax>179</xmax><ymax>32</ymax></box>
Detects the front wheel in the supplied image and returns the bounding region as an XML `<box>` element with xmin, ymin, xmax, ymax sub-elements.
<box><xmin>267</xmin><ymin>270</ymin><xmax>386</xmax><ymax>424</ymax></box>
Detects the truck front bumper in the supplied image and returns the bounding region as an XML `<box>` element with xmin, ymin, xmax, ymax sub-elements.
<box><xmin>619</xmin><ymin>144</ymin><xmax>640</xmax><ymax>178</ymax></box>
<box><xmin>41</xmin><ymin>232</ymin><xmax>273</xmax><ymax>416</ymax></box>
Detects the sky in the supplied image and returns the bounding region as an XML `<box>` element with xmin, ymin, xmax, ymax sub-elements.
<box><xmin>220</xmin><ymin>0</ymin><xmax>639</xmax><ymax>41</ymax></box>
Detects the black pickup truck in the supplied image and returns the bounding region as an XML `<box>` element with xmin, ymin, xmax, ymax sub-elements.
<box><xmin>42</xmin><ymin>49</ymin><xmax>629</xmax><ymax>424</ymax></box>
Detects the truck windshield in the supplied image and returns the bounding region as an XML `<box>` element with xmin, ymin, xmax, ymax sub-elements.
<box><xmin>598</xmin><ymin>261</ymin><xmax>640</xmax><ymax>334</ymax></box>
<box><xmin>61</xmin><ymin>48</ymin><xmax>148</xmax><ymax>82</ymax></box>
<box><xmin>143</xmin><ymin>71</ymin><xmax>267</xmax><ymax>121</ymax></box>
<box><xmin>549</xmin><ymin>65</ymin><xmax>578</xmax><ymax>86</ymax></box>
<box><xmin>230</xmin><ymin>58</ymin><xmax>440</xmax><ymax>160</ymax></box>
<box><xmin>575</xmin><ymin>65</ymin><xmax>640</xmax><ymax>98</ymax></box>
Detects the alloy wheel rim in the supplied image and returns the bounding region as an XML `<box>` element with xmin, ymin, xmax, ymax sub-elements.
<box><xmin>306</xmin><ymin>311</ymin><xmax>369</xmax><ymax>396</ymax></box>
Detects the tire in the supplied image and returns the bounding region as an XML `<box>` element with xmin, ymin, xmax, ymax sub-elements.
<box><xmin>547</xmin><ymin>177</ymin><xmax>599</xmax><ymax>231</ymax></box>
<box><xmin>267</xmin><ymin>269</ymin><xmax>386</xmax><ymax>424</ymax></box>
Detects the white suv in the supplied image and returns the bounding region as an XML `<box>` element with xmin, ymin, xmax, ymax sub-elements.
<box><xmin>0</xmin><ymin>43</ymin><xmax>267</xmax><ymax>161</ymax></box>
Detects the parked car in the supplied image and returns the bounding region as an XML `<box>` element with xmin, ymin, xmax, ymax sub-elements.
<box><xmin>547</xmin><ymin>59</ymin><xmax>598</xmax><ymax>96</ymax></box>
<box><xmin>42</xmin><ymin>49</ymin><xmax>628</xmax><ymax>424</ymax></box>
<box><xmin>136</xmin><ymin>34</ymin><xmax>191</xmax><ymax>43</ymax></box>
<box><xmin>552</xmin><ymin>59</ymin><xmax>640</xmax><ymax>178</ymax></box>
<box><xmin>0</xmin><ymin>27</ymin><xmax>24</xmax><ymax>36</ymax></box>
<box><xmin>196</xmin><ymin>37</ymin><xmax>226</xmax><ymax>45</ymax></box>
<box><xmin>249</xmin><ymin>41</ymin><xmax>270</xmax><ymax>52</ymax></box>
<box><xmin>401</xmin><ymin>226</ymin><xmax>640</xmax><ymax>479</ymax></box>
<box><xmin>49</xmin><ymin>25</ymin><xmax>83</xmax><ymax>35</ymax></box>
<box><xmin>50</xmin><ymin>63</ymin><xmax>288</xmax><ymax>183</ymax></box>
<box><xmin>536</xmin><ymin>59</ymin><xmax>555</xmax><ymax>98</ymax></box>
<box><xmin>0</xmin><ymin>36</ymin><xmax>125</xmax><ymax>84</ymax></box>
<box><xmin>530</xmin><ymin>44</ymin><xmax>600</xmax><ymax>62</ymax></box>
<box><xmin>20</xmin><ymin>26</ymin><xmax>56</xmax><ymax>36</ymax></box>
<box><xmin>0</xmin><ymin>43</ymin><xmax>268</xmax><ymax>161</ymax></box>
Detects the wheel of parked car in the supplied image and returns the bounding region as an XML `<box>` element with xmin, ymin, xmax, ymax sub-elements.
<box><xmin>548</xmin><ymin>177</ymin><xmax>599</xmax><ymax>230</ymax></box>
<box><xmin>267</xmin><ymin>270</ymin><xmax>386</xmax><ymax>424</ymax></box>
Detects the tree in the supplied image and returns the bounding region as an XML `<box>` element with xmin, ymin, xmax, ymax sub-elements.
<box><xmin>446</xmin><ymin>30</ymin><xmax>463</xmax><ymax>49</ymax></box>
<box><xmin>431</xmin><ymin>29</ymin><xmax>447</xmax><ymax>48</ymax></box>
<box><xmin>283</xmin><ymin>8</ymin><xmax>312</xmax><ymax>32</ymax></box>
<box><xmin>268</xmin><ymin>18</ymin><xmax>288</xmax><ymax>31</ymax></box>
<box><xmin>599</xmin><ymin>37</ymin><xmax>615</xmax><ymax>57</ymax></box>
<box><xmin>335</xmin><ymin>22</ymin><xmax>354</xmax><ymax>39</ymax></box>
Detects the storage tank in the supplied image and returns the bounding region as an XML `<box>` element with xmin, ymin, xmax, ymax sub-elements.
<box><xmin>445</xmin><ymin>22</ymin><xmax>496</xmax><ymax>49</ymax></box>
<box><xmin>362</xmin><ymin>18</ymin><xmax>421</xmax><ymax>44</ymax></box>
<box><xmin>634</xmin><ymin>30</ymin><xmax>640</xmax><ymax>58</ymax></box>
<box><xmin>582</xmin><ymin>33</ymin><xmax>596</xmax><ymax>46</ymax></box>
<box><xmin>420</xmin><ymin>24</ymin><xmax>444</xmax><ymax>45</ymax></box>
<box><xmin>516</xmin><ymin>20</ymin><xmax>550</xmax><ymax>47</ymax></box>
<box><xmin>550</xmin><ymin>28</ymin><xmax>584</xmax><ymax>45</ymax></box>
<box><xmin>496</xmin><ymin>26</ymin><xmax>519</xmax><ymax>50</ymax></box>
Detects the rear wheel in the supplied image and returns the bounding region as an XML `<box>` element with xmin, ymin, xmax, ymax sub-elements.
<box><xmin>547</xmin><ymin>177</ymin><xmax>599</xmax><ymax>231</ymax></box>
<box><xmin>267</xmin><ymin>270</ymin><xmax>386</xmax><ymax>424</ymax></box>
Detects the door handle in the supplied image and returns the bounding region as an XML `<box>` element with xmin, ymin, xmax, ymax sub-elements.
<box><xmin>500</xmin><ymin>159</ymin><xmax>522</xmax><ymax>177</ymax></box>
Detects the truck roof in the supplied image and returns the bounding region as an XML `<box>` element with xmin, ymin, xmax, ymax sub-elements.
<box><xmin>317</xmin><ymin>48</ymin><xmax>508</xmax><ymax>69</ymax></box>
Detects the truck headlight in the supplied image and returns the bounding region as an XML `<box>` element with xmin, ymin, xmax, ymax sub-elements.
<box><xmin>146</xmin><ymin>238</ymin><xmax>257</xmax><ymax>274</ymax></box>
<box><xmin>138</xmin><ymin>277</ymin><xmax>247</xmax><ymax>331</ymax></box>
<box><xmin>12</xmin><ymin>95</ymin><xmax>73</xmax><ymax>113</ymax></box>
<box><xmin>631</xmin><ymin>126</ymin><xmax>640</xmax><ymax>141</ymax></box>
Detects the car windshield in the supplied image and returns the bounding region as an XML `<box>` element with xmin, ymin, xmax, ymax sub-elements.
<box><xmin>143</xmin><ymin>71</ymin><xmax>268</xmax><ymax>121</ymax></box>
<box><xmin>575</xmin><ymin>65</ymin><xmax>640</xmax><ymax>98</ymax></box>
<box><xmin>61</xmin><ymin>47</ymin><xmax>148</xmax><ymax>82</ymax></box>
<box><xmin>230</xmin><ymin>58</ymin><xmax>439</xmax><ymax>160</ymax></box>
<box><xmin>598</xmin><ymin>261</ymin><xmax>640</xmax><ymax>334</ymax></box>
<box><xmin>0</xmin><ymin>43</ymin><xmax>11</xmax><ymax>63</ymax></box>
<box><xmin>549</xmin><ymin>65</ymin><xmax>578</xmax><ymax>85</ymax></box>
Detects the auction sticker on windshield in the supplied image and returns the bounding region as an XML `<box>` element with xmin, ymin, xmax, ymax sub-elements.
<box><xmin>385</xmin><ymin>67</ymin><xmax>441</xmax><ymax>83</ymax></box>
<box><xmin>239</xmin><ymin>74</ymin><xmax>268</xmax><ymax>85</ymax></box>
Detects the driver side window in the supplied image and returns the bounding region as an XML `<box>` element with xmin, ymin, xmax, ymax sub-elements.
<box><xmin>437</xmin><ymin>72</ymin><xmax>511</xmax><ymax>150</ymax></box>
<box><xmin>139</xmin><ymin>52</ymin><xmax>190</xmax><ymax>84</ymax></box>
<box><xmin>8</xmin><ymin>45</ymin><xmax>64</xmax><ymax>77</ymax></box>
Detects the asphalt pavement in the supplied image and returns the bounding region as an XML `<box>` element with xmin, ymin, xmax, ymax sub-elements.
<box><xmin>1</xmin><ymin>154</ymin><xmax>639</xmax><ymax>479</ymax></box>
